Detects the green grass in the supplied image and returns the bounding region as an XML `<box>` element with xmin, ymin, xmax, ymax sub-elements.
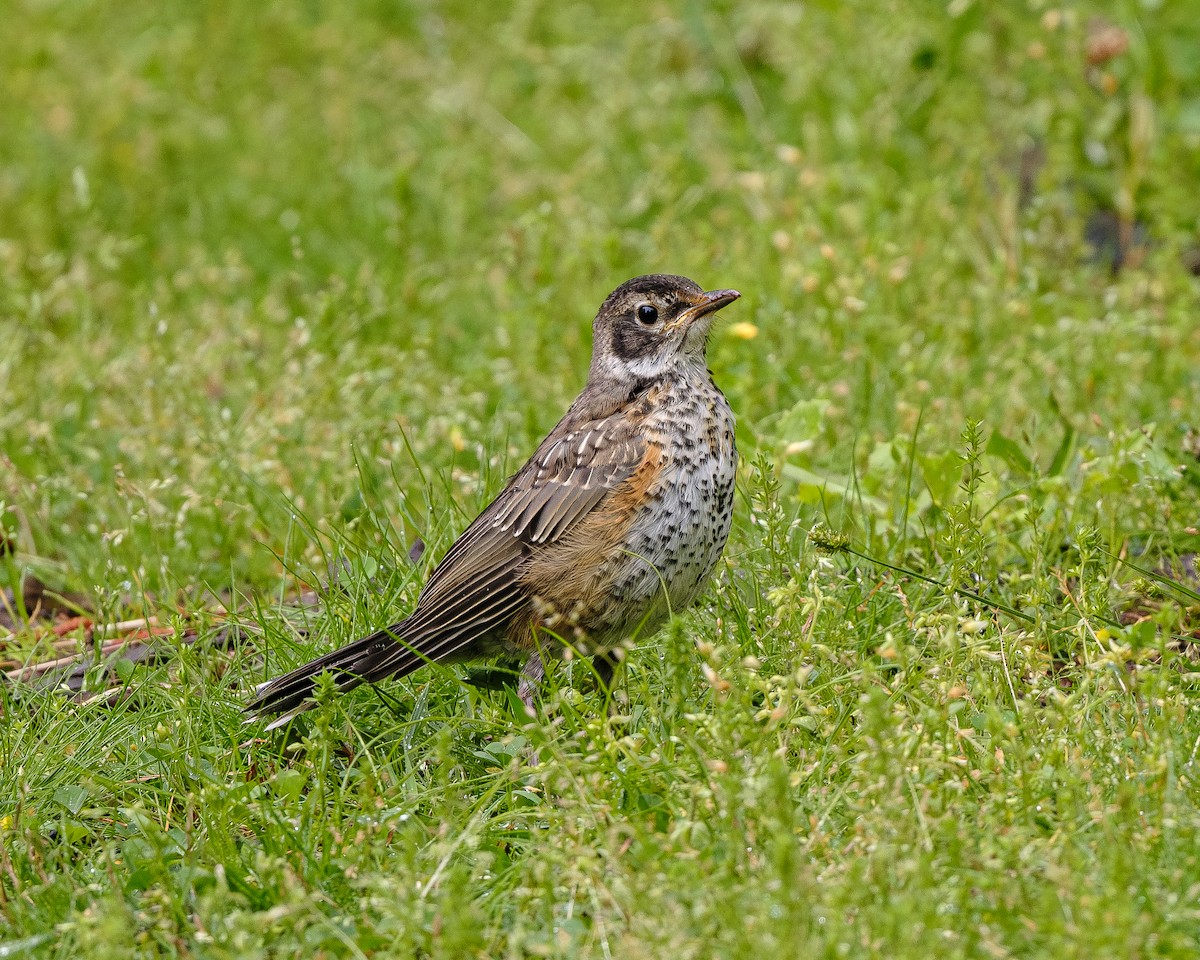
<box><xmin>4</xmin><ymin>0</ymin><xmax>1200</xmax><ymax>955</ymax></box>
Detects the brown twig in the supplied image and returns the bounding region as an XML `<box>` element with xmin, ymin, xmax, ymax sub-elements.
<box><xmin>4</xmin><ymin>638</ymin><xmax>139</xmax><ymax>683</ymax></box>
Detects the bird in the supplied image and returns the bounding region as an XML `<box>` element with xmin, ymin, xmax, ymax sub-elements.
<box><xmin>247</xmin><ymin>274</ymin><xmax>741</xmax><ymax>730</ymax></box>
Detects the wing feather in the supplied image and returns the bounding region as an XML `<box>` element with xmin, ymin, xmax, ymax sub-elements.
<box><xmin>380</xmin><ymin>406</ymin><xmax>647</xmax><ymax>663</ymax></box>
<box><xmin>248</xmin><ymin>395</ymin><xmax>652</xmax><ymax>721</ymax></box>
<box><xmin>492</xmin><ymin>426</ymin><xmax>645</xmax><ymax>544</ymax></box>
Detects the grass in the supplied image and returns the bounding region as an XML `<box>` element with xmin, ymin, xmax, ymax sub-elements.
<box><xmin>3</xmin><ymin>0</ymin><xmax>1200</xmax><ymax>955</ymax></box>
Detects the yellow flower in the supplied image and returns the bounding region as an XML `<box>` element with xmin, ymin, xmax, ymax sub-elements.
<box><xmin>728</xmin><ymin>322</ymin><xmax>759</xmax><ymax>341</ymax></box>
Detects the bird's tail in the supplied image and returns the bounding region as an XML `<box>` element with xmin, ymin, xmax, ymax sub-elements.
<box><xmin>246</xmin><ymin>620</ymin><xmax>425</xmax><ymax>730</ymax></box>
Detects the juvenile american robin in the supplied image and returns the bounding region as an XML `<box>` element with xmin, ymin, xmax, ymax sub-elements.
<box><xmin>248</xmin><ymin>274</ymin><xmax>741</xmax><ymax>729</ymax></box>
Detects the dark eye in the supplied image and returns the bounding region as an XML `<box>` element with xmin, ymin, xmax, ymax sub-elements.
<box><xmin>636</xmin><ymin>304</ymin><xmax>659</xmax><ymax>325</ymax></box>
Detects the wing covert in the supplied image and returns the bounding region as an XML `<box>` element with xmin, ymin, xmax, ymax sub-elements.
<box><xmin>488</xmin><ymin>419</ymin><xmax>646</xmax><ymax>543</ymax></box>
<box><xmin>400</xmin><ymin>408</ymin><xmax>648</xmax><ymax>654</ymax></box>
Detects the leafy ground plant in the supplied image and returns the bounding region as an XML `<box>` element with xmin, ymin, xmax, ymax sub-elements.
<box><xmin>3</xmin><ymin>1</ymin><xmax>1200</xmax><ymax>956</ymax></box>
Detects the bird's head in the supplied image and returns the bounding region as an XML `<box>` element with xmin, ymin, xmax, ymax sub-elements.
<box><xmin>588</xmin><ymin>274</ymin><xmax>741</xmax><ymax>383</ymax></box>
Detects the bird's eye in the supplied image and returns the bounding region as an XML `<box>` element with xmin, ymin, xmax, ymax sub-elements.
<box><xmin>636</xmin><ymin>304</ymin><xmax>659</xmax><ymax>325</ymax></box>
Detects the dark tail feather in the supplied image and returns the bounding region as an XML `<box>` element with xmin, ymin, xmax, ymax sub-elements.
<box><xmin>246</xmin><ymin>620</ymin><xmax>425</xmax><ymax>729</ymax></box>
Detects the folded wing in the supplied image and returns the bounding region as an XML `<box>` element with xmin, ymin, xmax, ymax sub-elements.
<box><xmin>247</xmin><ymin>400</ymin><xmax>648</xmax><ymax>722</ymax></box>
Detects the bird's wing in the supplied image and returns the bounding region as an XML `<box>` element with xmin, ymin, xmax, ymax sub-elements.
<box><xmin>364</xmin><ymin>409</ymin><xmax>649</xmax><ymax>668</ymax></box>
<box><xmin>490</xmin><ymin>417</ymin><xmax>647</xmax><ymax>542</ymax></box>
<box><xmin>247</xmin><ymin>400</ymin><xmax>652</xmax><ymax>722</ymax></box>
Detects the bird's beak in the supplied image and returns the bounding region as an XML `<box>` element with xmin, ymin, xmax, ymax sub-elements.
<box><xmin>674</xmin><ymin>288</ymin><xmax>741</xmax><ymax>331</ymax></box>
